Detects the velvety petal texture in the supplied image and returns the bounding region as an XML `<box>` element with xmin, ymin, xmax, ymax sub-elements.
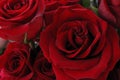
<box><xmin>98</xmin><ymin>0</ymin><xmax>120</xmax><ymax>28</ymax></box>
<box><xmin>39</xmin><ymin>5</ymin><xmax>120</xmax><ymax>80</ymax></box>
<box><xmin>0</xmin><ymin>0</ymin><xmax>45</xmax><ymax>42</ymax></box>
<box><xmin>44</xmin><ymin>0</ymin><xmax>79</xmax><ymax>26</ymax></box>
<box><xmin>32</xmin><ymin>51</ymin><xmax>55</xmax><ymax>80</ymax></box>
<box><xmin>0</xmin><ymin>42</ymin><xmax>33</xmax><ymax>80</ymax></box>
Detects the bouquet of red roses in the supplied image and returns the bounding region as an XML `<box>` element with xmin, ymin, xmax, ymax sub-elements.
<box><xmin>0</xmin><ymin>0</ymin><xmax>119</xmax><ymax>80</ymax></box>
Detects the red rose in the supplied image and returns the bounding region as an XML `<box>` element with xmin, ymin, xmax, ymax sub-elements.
<box><xmin>0</xmin><ymin>42</ymin><xmax>33</xmax><ymax>80</ymax></box>
<box><xmin>44</xmin><ymin>0</ymin><xmax>79</xmax><ymax>26</ymax></box>
<box><xmin>98</xmin><ymin>0</ymin><xmax>120</xmax><ymax>28</ymax></box>
<box><xmin>0</xmin><ymin>0</ymin><xmax>45</xmax><ymax>42</ymax></box>
<box><xmin>40</xmin><ymin>5</ymin><xmax>120</xmax><ymax>80</ymax></box>
<box><xmin>32</xmin><ymin>51</ymin><xmax>55</xmax><ymax>80</ymax></box>
<box><xmin>45</xmin><ymin>0</ymin><xmax>79</xmax><ymax>5</ymax></box>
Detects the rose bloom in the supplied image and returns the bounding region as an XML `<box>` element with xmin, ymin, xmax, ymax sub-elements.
<box><xmin>0</xmin><ymin>0</ymin><xmax>45</xmax><ymax>42</ymax></box>
<box><xmin>45</xmin><ymin>0</ymin><xmax>79</xmax><ymax>5</ymax></box>
<box><xmin>39</xmin><ymin>5</ymin><xmax>120</xmax><ymax>80</ymax></box>
<box><xmin>44</xmin><ymin>0</ymin><xmax>79</xmax><ymax>26</ymax></box>
<box><xmin>98</xmin><ymin>0</ymin><xmax>120</xmax><ymax>28</ymax></box>
<box><xmin>32</xmin><ymin>51</ymin><xmax>55</xmax><ymax>80</ymax></box>
<box><xmin>0</xmin><ymin>42</ymin><xmax>33</xmax><ymax>80</ymax></box>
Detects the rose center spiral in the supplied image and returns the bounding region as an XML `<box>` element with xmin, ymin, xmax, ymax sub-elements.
<box><xmin>13</xmin><ymin>3</ymin><xmax>22</xmax><ymax>10</ymax></box>
<box><xmin>9</xmin><ymin>0</ymin><xmax>25</xmax><ymax>10</ymax></box>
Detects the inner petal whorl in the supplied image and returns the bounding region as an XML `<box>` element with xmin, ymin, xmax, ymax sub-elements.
<box><xmin>8</xmin><ymin>0</ymin><xmax>25</xmax><ymax>10</ymax></box>
<box><xmin>71</xmin><ymin>21</ymin><xmax>88</xmax><ymax>47</ymax></box>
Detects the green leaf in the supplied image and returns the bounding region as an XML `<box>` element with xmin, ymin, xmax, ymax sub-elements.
<box><xmin>0</xmin><ymin>48</ymin><xmax>5</xmax><ymax>55</ymax></box>
<box><xmin>82</xmin><ymin>0</ymin><xmax>90</xmax><ymax>8</ymax></box>
<box><xmin>24</xmin><ymin>33</ymin><xmax>28</xmax><ymax>44</ymax></box>
<box><xmin>90</xmin><ymin>6</ymin><xmax>98</xmax><ymax>14</ymax></box>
